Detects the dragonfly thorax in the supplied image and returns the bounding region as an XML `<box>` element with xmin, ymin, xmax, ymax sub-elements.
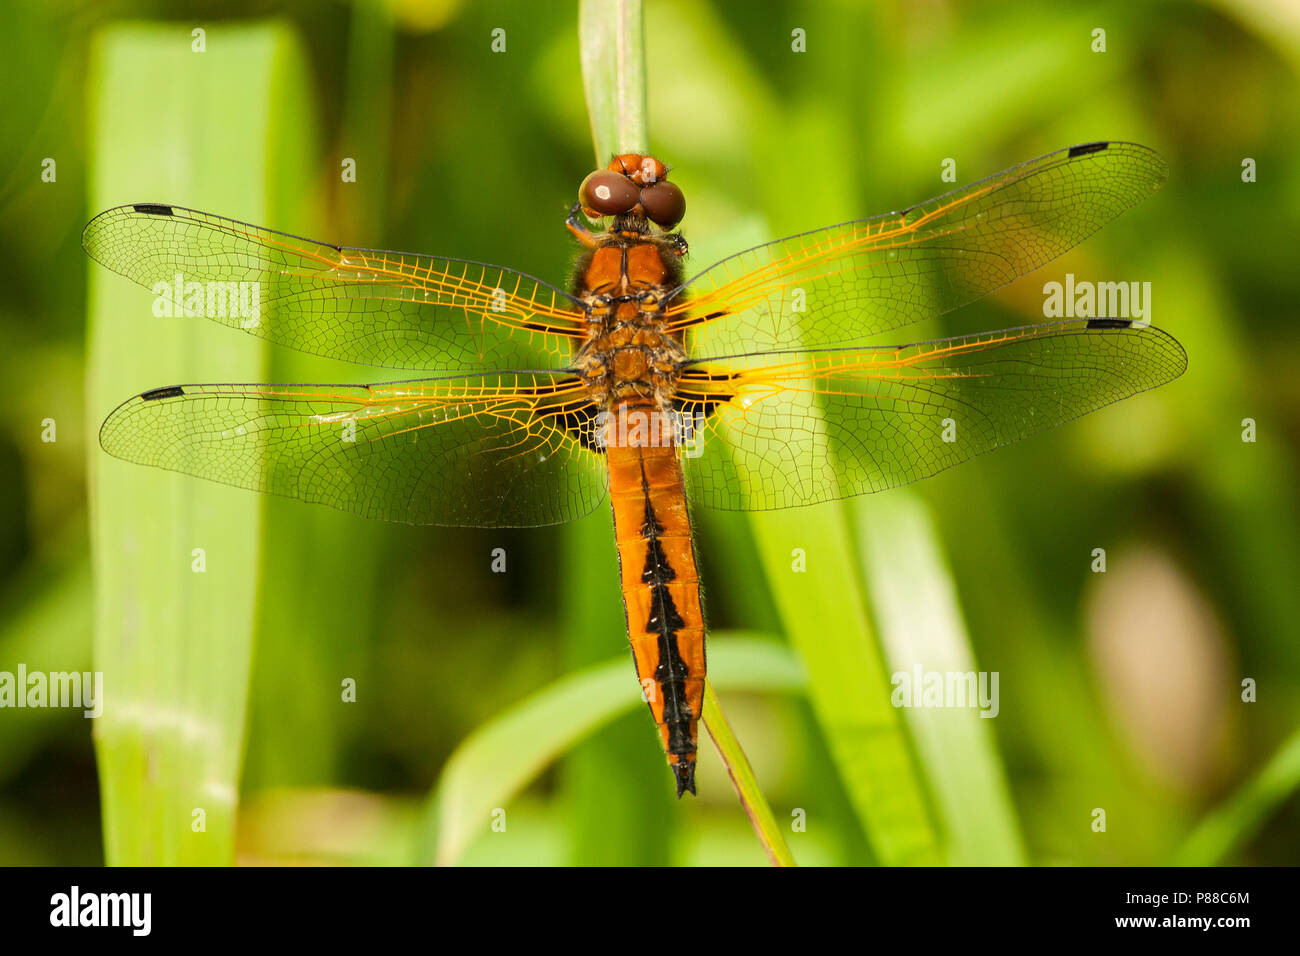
<box><xmin>572</xmin><ymin>232</ymin><xmax>688</xmax><ymax>409</ymax></box>
<box><xmin>575</xmin><ymin>299</ymin><xmax>685</xmax><ymax>407</ymax></box>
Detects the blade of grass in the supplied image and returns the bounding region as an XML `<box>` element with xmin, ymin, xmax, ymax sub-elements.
<box><xmin>855</xmin><ymin>491</ymin><xmax>1026</xmax><ymax>865</ymax></box>
<box><xmin>700</xmin><ymin>680</ymin><xmax>796</xmax><ymax>866</ymax></box>
<box><xmin>86</xmin><ymin>22</ymin><xmax>311</xmax><ymax>865</ymax></box>
<box><xmin>418</xmin><ymin>635</ymin><xmax>803</xmax><ymax>866</ymax></box>
<box><xmin>579</xmin><ymin>0</ymin><xmax>647</xmax><ymax>160</ymax></box>
<box><xmin>1173</xmin><ymin>723</ymin><xmax>1300</xmax><ymax>865</ymax></box>
<box><xmin>748</xmin><ymin>505</ymin><xmax>943</xmax><ymax>864</ymax></box>
<box><xmin>572</xmin><ymin>1</ymin><xmax>672</xmax><ymax>868</ymax></box>
<box><xmin>578</xmin><ymin>0</ymin><xmax>793</xmax><ymax>865</ymax></box>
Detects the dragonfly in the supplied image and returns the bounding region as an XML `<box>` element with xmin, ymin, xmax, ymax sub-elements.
<box><xmin>85</xmin><ymin>141</ymin><xmax>1186</xmax><ymax>797</ymax></box>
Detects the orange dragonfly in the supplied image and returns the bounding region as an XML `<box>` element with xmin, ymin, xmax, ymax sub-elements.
<box><xmin>85</xmin><ymin>141</ymin><xmax>1186</xmax><ymax>797</ymax></box>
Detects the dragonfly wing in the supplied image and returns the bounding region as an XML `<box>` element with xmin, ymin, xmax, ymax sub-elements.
<box><xmin>670</xmin><ymin>142</ymin><xmax>1168</xmax><ymax>357</ymax></box>
<box><xmin>83</xmin><ymin>204</ymin><xmax>587</xmax><ymax>371</ymax></box>
<box><xmin>99</xmin><ymin>372</ymin><xmax>607</xmax><ymax>527</ymax></box>
<box><xmin>676</xmin><ymin>320</ymin><xmax>1186</xmax><ymax>511</ymax></box>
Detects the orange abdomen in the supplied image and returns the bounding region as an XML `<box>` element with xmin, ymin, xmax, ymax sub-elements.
<box><xmin>605</xmin><ymin>402</ymin><xmax>706</xmax><ymax>796</ymax></box>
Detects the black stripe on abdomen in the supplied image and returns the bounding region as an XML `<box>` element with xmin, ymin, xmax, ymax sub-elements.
<box><xmin>638</xmin><ymin>465</ymin><xmax>693</xmax><ymax>755</ymax></box>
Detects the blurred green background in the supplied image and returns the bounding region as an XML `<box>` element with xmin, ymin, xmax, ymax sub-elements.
<box><xmin>2</xmin><ymin>0</ymin><xmax>1299</xmax><ymax>866</ymax></box>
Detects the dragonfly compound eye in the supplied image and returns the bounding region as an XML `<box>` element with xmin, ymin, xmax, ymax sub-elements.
<box><xmin>639</xmin><ymin>180</ymin><xmax>685</xmax><ymax>230</ymax></box>
<box><xmin>580</xmin><ymin>170</ymin><xmax>640</xmax><ymax>217</ymax></box>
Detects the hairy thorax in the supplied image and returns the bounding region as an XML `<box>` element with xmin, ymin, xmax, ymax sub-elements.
<box><xmin>572</xmin><ymin>229</ymin><xmax>687</xmax><ymax>409</ymax></box>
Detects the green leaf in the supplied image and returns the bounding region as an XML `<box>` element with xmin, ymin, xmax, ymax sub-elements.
<box><xmin>854</xmin><ymin>491</ymin><xmax>1026</xmax><ymax>865</ymax></box>
<box><xmin>700</xmin><ymin>679</ymin><xmax>798</xmax><ymax>866</ymax></box>
<box><xmin>86</xmin><ymin>22</ymin><xmax>313</xmax><ymax>865</ymax></box>
<box><xmin>748</xmin><ymin>505</ymin><xmax>943</xmax><ymax>865</ymax></box>
<box><xmin>579</xmin><ymin>0</ymin><xmax>647</xmax><ymax>160</ymax></box>
<box><xmin>1174</xmin><ymin>723</ymin><xmax>1300</xmax><ymax>865</ymax></box>
<box><xmin>575</xmin><ymin>0</ymin><xmax>794</xmax><ymax>866</ymax></box>
<box><xmin>570</xmin><ymin>0</ymin><xmax>676</xmax><ymax>868</ymax></box>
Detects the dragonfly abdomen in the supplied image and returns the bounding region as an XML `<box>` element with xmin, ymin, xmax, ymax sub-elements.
<box><xmin>606</xmin><ymin>401</ymin><xmax>706</xmax><ymax>797</ymax></box>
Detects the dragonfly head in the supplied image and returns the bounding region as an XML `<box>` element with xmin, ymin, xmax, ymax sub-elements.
<box><xmin>578</xmin><ymin>153</ymin><xmax>685</xmax><ymax>231</ymax></box>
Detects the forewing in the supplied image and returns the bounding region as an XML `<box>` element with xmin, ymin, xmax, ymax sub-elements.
<box><xmin>83</xmin><ymin>204</ymin><xmax>586</xmax><ymax>371</ymax></box>
<box><xmin>671</xmin><ymin>142</ymin><xmax>1168</xmax><ymax>357</ymax></box>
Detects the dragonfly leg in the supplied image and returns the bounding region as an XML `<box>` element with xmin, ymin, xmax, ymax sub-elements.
<box><xmin>565</xmin><ymin>203</ymin><xmax>598</xmax><ymax>248</ymax></box>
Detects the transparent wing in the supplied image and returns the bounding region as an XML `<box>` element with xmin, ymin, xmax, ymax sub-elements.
<box><xmin>99</xmin><ymin>373</ymin><xmax>607</xmax><ymax>527</ymax></box>
<box><xmin>83</xmin><ymin>204</ymin><xmax>587</xmax><ymax>371</ymax></box>
<box><xmin>669</xmin><ymin>142</ymin><xmax>1168</xmax><ymax>357</ymax></box>
<box><xmin>674</xmin><ymin>319</ymin><xmax>1186</xmax><ymax>511</ymax></box>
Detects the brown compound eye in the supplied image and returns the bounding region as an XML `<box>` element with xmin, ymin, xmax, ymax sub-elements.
<box><xmin>639</xmin><ymin>180</ymin><xmax>685</xmax><ymax>229</ymax></box>
<box><xmin>579</xmin><ymin>170</ymin><xmax>639</xmax><ymax>216</ymax></box>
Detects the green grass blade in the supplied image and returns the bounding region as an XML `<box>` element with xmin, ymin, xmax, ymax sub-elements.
<box><xmin>86</xmin><ymin>22</ymin><xmax>311</xmax><ymax>865</ymax></box>
<box><xmin>701</xmin><ymin>680</ymin><xmax>798</xmax><ymax>866</ymax></box>
<box><xmin>1174</xmin><ymin>724</ymin><xmax>1300</xmax><ymax>865</ymax></box>
<box><xmin>854</xmin><ymin>491</ymin><xmax>1026</xmax><ymax>865</ymax></box>
<box><xmin>576</xmin><ymin>0</ymin><xmax>791</xmax><ymax>863</ymax></box>
<box><xmin>418</xmin><ymin>636</ymin><xmax>803</xmax><ymax>866</ymax></box>
<box><xmin>749</xmin><ymin>505</ymin><xmax>943</xmax><ymax>865</ymax></box>
<box><xmin>579</xmin><ymin>0</ymin><xmax>647</xmax><ymax>160</ymax></box>
<box><xmin>572</xmin><ymin>0</ymin><xmax>679</xmax><ymax>865</ymax></box>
